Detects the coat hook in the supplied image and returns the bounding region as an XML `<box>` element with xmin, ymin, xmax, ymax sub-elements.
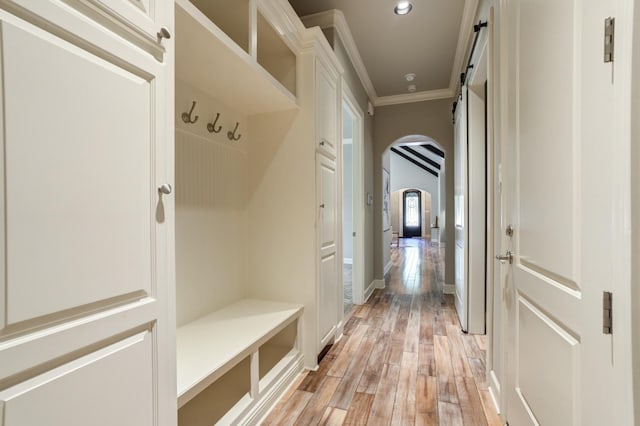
<box><xmin>207</xmin><ymin>112</ymin><xmax>222</xmax><ymax>133</ymax></box>
<box><xmin>227</xmin><ymin>122</ymin><xmax>242</xmax><ymax>141</ymax></box>
<box><xmin>181</xmin><ymin>101</ymin><xmax>199</xmax><ymax>124</ymax></box>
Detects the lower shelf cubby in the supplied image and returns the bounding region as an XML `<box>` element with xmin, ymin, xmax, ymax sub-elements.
<box><xmin>178</xmin><ymin>356</ymin><xmax>251</xmax><ymax>426</ymax></box>
<box><xmin>258</xmin><ymin>320</ymin><xmax>298</xmax><ymax>390</ymax></box>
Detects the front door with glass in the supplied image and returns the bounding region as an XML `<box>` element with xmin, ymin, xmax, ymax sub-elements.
<box><xmin>402</xmin><ymin>190</ymin><xmax>421</xmax><ymax>237</ymax></box>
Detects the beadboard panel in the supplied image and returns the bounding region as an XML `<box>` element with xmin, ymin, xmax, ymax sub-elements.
<box><xmin>175</xmin><ymin>93</ymin><xmax>249</xmax><ymax>326</ymax></box>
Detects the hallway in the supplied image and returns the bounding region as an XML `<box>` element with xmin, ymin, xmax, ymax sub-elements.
<box><xmin>263</xmin><ymin>239</ymin><xmax>502</xmax><ymax>425</ymax></box>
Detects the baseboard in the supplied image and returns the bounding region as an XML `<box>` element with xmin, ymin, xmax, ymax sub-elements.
<box><xmin>243</xmin><ymin>353</ymin><xmax>304</xmax><ymax>425</ymax></box>
<box><xmin>343</xmin><ymin>258</ymin><xmax>353</xmax><ymax>265</ymax></box>
<box><xmin>444</xmin><ymin>283</ymin><xmax>456</xmax><ymax>295</ymax></box>
<box><xmin>384</xmin><ymin>260</ymin><xmax>392</xmax><ymax>275</ymax></box>
<box><xmin>488</xmin><ymin>370</ymin><xmax>501</xmax><ymax>414</ymax></box>
<box><xmin>374</xmin><ymin>279</ymin><xmax>385</xmax><ymax>289</ymax></box>
<box><xmin>364</xmin><ymin>280</ymin><xmax>377</xmax><ymax>302</ymax></box>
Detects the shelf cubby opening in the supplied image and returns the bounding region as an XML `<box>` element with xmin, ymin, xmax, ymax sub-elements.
<box><xmin>178</xmin><ymin>357</ymin><xmax>251</xmax><ymax>426</ymax></box>
<box><xmin>188</xmin><ymin>0</ymin><xmax>250</xmax><ymax>53</ymax></box>
<box><xmin>257</xmin><ymin>11</ymin><xmax>297</xmax><ymax>96</ymax></box>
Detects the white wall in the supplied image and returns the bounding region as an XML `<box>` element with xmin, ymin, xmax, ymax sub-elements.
<box><xmin>390</xmin><ymin>150</ymin><xmax>440</xmax><ymax>225</ymax></box>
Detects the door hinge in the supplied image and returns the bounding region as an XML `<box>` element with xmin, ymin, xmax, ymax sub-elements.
<box><xmin>353</xmin><ymin>232</ymin><xmax>356</xmax><ymax>237</ymax></box>
<box><xmin>603</xmin><ymin>291</ymin><xmax>613</xmax><ymax>334</ymax></box>
<box><xmin>604</xmin><ymin>17</ymin><xmax>615</xmax><ymax>63</ymax></box>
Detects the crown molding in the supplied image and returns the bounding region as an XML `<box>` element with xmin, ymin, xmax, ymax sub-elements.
<box><xmin>374</xmin><ymin>88</ymin><xmax>455</xmax><ymax>107</ymax></box>
<box><xmin>300</xmin><ymin>1</ymin><xmax>479</xmax><ymax>108</ymax></box>
<box><xmin>449</xmin><ymin>0</ymin><xmax>480</xmax><ymax>93</ymax></box>
<box><xmin>301</xmin><ymin>10</ymin><xmax>377</xmax><ymax>102</ymax></box>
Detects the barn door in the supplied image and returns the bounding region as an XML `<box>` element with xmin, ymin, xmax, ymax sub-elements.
<box><xmin>0</xmin><ymin>3</ymin><xmax>174</xmax><ymax>425</ymax></box>
<box><xmin>500</xmin><ymin>0</ymin><xmax>628</xmax><ymax>424</ymax></box>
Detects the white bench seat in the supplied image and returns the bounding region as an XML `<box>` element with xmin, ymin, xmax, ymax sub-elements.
<box><xmin>176</xmin><ymin>298</ymin><xmax>303</xmax><ymax>408</ymax></box>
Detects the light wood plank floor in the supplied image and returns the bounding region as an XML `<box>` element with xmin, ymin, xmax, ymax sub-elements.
<box><xmin>263</xmin><ymin>238</ymin><xmax>503</xmax><ymax>426</ymax></box>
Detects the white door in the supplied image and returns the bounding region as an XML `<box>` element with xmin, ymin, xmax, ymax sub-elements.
<box><xmin>454</xmin><ymin>88</ymin><xmax>468</xmax><ymax>330</ymax></box>
<box><xmin>500</xmin><ymin>0</ymin><xmax>631</xmax><ymax>424</ymax></box>
<box><xmin>0</xmin><ymin>3</ymin><xmax>174</xmax><ymax>425</ymax></box>
<box><xmin>317</xmin><ymin>152</ymin><xmax>338</xmax><ymax>350</ymax></box>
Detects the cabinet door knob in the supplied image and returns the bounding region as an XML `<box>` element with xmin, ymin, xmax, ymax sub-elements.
<box><xmin>320</xmin><ymin>203</ymin><xmax>325</xmax><ymax>208</ymax></box>
<box><xmin>157</xmin><ymin>27</ymin><xmax>172</xmax><ymax>41</ymax></box>
<box><xmin>158</xmin><ymin>183</ymin><xmax>172</xmax><ymax>195</ymax></box>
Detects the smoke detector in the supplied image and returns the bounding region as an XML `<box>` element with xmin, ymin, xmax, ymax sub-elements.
<box><xmin>404</xmin><ymin>73</ymin><xmax>416</xmax><ymax>82</ymax></box>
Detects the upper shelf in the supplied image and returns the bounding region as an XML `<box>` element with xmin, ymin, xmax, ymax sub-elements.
<box><xmin>175</xmin><ymin>0</ymin><xmax>298</xmax><ymax>115</ymax></box>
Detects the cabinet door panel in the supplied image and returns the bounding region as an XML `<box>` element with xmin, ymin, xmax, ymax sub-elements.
<box><xmin>317</xmin><ymin>153</ymin><xmax>337</xmax><ymax>349</ymax></box>
<box><xmin>316</xmin><ymin>60</ymin><xmax>337</xmax><ymax>159</ymax></box>
<box><xmin>1</xmin><ymin>20</ymin><xmax>154</xmax><ymax>326</ymax></box>
<box><xmin>0</xmin><ymin>6</ymin><xmax>173</xmax><ymax>426</ymax></box>
<box><xmin>0</xmin><ymin>331</ymin><xmax>154</xmax><ymax>426</ymax></box>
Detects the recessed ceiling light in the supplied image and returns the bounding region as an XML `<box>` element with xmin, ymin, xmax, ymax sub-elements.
<box><xmin>394</xmin><ymin>1</ymin><xmax>413</xmax><ymax>15</ymax></box>
<box><xmin>404</xmin><ymin>73</ymin><xmax>416</xmax><ymax>82</ymax></box>
<box><xmin>408</xmin><ymin>84</ymin><xmax>417</xmax><ymax>92</ymax></box>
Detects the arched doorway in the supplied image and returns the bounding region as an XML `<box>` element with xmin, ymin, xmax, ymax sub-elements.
<box><xmin>402</xmin><ymin>189</ymin><xmax>421</xmax><ymax>237</ymax></box>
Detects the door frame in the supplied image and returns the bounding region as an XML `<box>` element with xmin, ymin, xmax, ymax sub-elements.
<box><xmin>402</xmin><ymin>189</ymin><xmax>422</xmax><ymax>237</ymax></box>
<box><xmin>342</xmin><ymin>84</ymin><xmax>366</xmax><ymax>305</ymax></box>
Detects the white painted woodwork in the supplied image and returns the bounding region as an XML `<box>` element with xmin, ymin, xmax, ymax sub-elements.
<box><xmin>176</xmin><ymin>299</ymin><xmax>303</xmax><ymax>407</ymax></box>
<box><xmin>499</xmin><ymin>0</ymin><xmax>633</xmax><ymax>423</ymax></box>
<box><xmin>454</xmin><ymin>88</ymin><xmax>468</xmax><ymax>330</ymax></box>
<box><xmin>467</xmin><ymin>85</ymin><xmax>487</xmax><ymax>335</ymax></box>
<box><xmin>316</xmin><ymin>59</ymin><xmax>338</xmax><ymax>158</ymax></box>
<box><xmin>317</xmin><ymin>152</ymin><xmax>339</xmax><ymax>347</ymax></box>
<box><xmin>486</xmin><ymin>5</ymin><xmax>503</xmax><ymax>413</ymax></box>
<box><xmin>454</xmin><ymin>83</ymin><xmax>486</xmax><ymax>335</ymax></box>
<box><xmin>257</xmin><ymin>12</ymin><xmax>297</xmax><ymax>96</ymax></box>
<box><xmin>175</xmin><ymin>0</ymin><xmax>296</xmax><ymax>116</ymax></box>
<box><xmin>175</xmin><ymin>81</ymin><xmax>249</xmax><ymax>327</ymax></box>
<box><xmin>3</xmin><ymin>19</ymin><xmax>151</xmax><ymax>325</ymax></box>
<box><xmin>91</xmin><ymin>0</ymin><xmax>164</xmax><ymax>41</ymax></box>
<box><xmin>0</xmin><ymin>3</ymin><xmax>174</xmax><ymax>425</ymax></box>
<box><xmin>188</xmin><ymin>0</ymin><xmax>250</xmax><ymax>52</ymax></box>
<box><xmin>0</xmin><ymin>331</ymin><xmax>154</xmax><ymax>425</ymax></box>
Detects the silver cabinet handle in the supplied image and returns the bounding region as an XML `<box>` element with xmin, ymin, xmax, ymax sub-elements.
<box><xmin>495</xmin><ymin>251</ymin><xmax>513</xmax><ymax>264</ymax></box>
<box><xmin>158</xmin><ymin>183</ymin><xmax>172</xmax><ymax>195</ymax></box>
<box><xmin>157</xmin><ymin>27</ymin><xmax>172</xmax><ymax>41</ymax></box>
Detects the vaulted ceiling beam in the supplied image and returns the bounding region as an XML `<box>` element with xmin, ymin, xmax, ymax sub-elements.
<box><xmin>390</xmin><ymin>148</ymin><xmax>439</xmax><ymax>178</ymax></box>
<box><xmin>399</xmin><ymin>146</ymin><xmax>441</xmax><ymax>170</ymax></box>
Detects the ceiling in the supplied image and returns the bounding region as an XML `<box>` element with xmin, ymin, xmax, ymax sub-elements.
<box><xmin>287</xmin><ymin>0</ymin><xmax>476</xmax><ymax>105</ymax></box>
<box><xmin>390</xmin><ymin>142</ymin><xmax>444</xmax><ymax>177</ymax></box>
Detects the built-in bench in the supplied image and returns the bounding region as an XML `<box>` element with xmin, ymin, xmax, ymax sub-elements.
<box><xmin>177</xmin><ymin>299</ymin><xmax>304</xmax><ymax>425</ymax></box>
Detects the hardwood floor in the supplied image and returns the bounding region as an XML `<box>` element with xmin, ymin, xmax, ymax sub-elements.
<box><xmin>263</xmin><ymin>238</ymin><xmax>502</xmax><ymax>426</ymax></box>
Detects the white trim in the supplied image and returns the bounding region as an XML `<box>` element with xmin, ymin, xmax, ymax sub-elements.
<box><xmin>243</xmin><ymin>354</ymin><xmax>304</xmax><ymax>425</ymax></box>
<box><xmin>253</xmin><ymin>361</ymin><xmax>304</xmax><ymax>424</ymax></box>
<box><xmin>342</xmin><ymin>83</ymin><xmax>366</xmax><ymax>306</ymax></box>
<box><xmin>384</xmin><ymin>260</ymin><xmax>392</xmax><ymax>276</ymax></box>
<box><xmin>302</xmin><ymin>10</ymin><xmax>377</xmax><ymax>102</ymax></box>
<box><xmin>449</xmin><ymin>0</ymin><xmax>480</xmax><ymax>94</ymax></box>
<box><xmin>375</xmin><ymin>88</ymin><xmax>455</xmax><ymax>106</ymax></box>
<box><xmin>374</xmin><ymin>279</ymin><xmax>386</xmax><ymax>290</ymax></box>
<box><xmin>444</xmin><ymin>283</ymin><xmax>456</xmax><ymax>295</ymax></box>
<box><xmin>488</xmin><ymin>371</ymin><xmax>501</xmax><ymax>415</ymax></box>
<box><xmin>364</xmin><ymin>280</ymin><xmax>377</xmax><ymax>303</ymax></box>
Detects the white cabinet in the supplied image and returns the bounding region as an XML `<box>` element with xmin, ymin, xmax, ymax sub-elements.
<box><xmin>317</xmin><ymin>152</ymin><xmax>338</xmax><ymax>347</ymax></box>
<box><xmin>0</xmin><ymin>1</ymin><xmax>174</xmax><ymax>425</ymax></box>
<box><xmin>316</xmin><ymin>59</ymin><xmax>338</xmax><ymax>158</ymax></box>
